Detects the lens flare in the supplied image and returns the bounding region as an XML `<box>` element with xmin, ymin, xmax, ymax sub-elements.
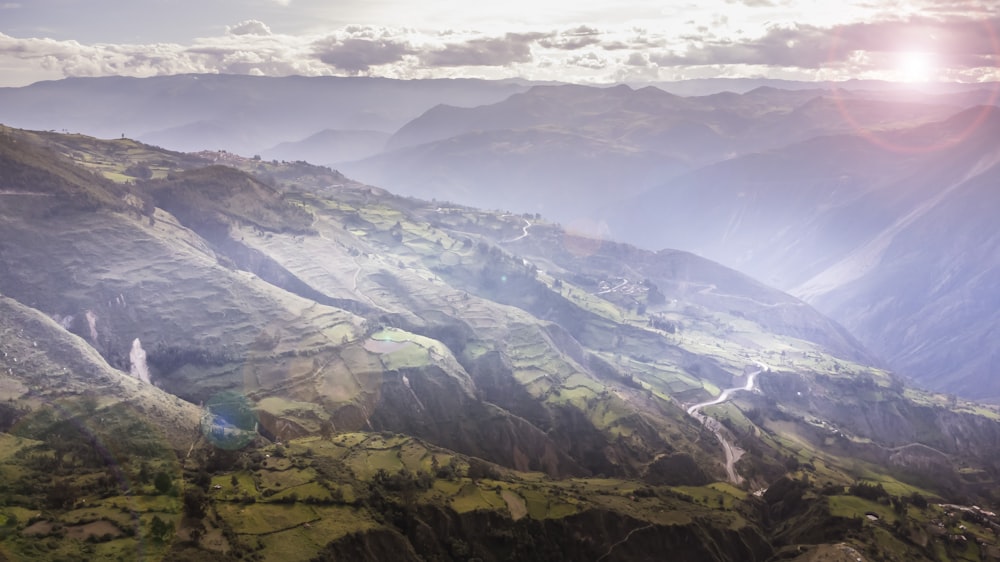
<box><xmin>898</xmin><ymin>51</ymin><xmax>933</xmax><ymax>82</ymax></box>
<box><xmin>825</xmin><ymin>19</ymin><xmax>1000</xmax><ymax>153</ymax></box>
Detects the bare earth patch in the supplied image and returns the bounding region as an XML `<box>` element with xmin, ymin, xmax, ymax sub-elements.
<box><xmin>501</xmin><ymin>490</ymin><xmax>528</xmax><ymax>521</ymax></box>
<box><xmin>65</xmin><ymin>520</ymin><xmax>123</xmax><ymax>540</ymax></box>
<box><xmin>22</xmin><ymin>521</ymin><xmax>54</xmax><ymax>536</ymax></box>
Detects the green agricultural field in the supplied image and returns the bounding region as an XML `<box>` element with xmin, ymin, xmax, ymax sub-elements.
<box><xmin>210</xmin><ymin>472</ymin><xmax>258</xmax><ymax>501</ymax></box>
<box><xmin>346</xmin><ymin>447</ymin><xmax>404</xmax><ymax>479</ymax></box>
<box><xmin>398</xmin><ymin>440</ymin><xmax>435</xmax><ymax>473</ymax></box>
<box><xmin>827</xmin><ymin>495</ymin><xmax>899</xmax><ymax>524</ymax></box>
<box><xmin>217</xmin><ymin>502</ymin><xmax>320</xmax><ymax>535</ymax></box>
<box><xmin>259</xmin><ymin>467</ymin><xmax>318</xmax><ymax>491</ymax></box>
<box><xmin>674</xmin><ymin>482</ymin><xmax>747</xmax><ymax>510</ymax></box>
<box><xmin>254</xmin><ymin>506</ymin><xmax>376</xmax><ymax>562</ymax></box>
<box><xmin>450</xmin><ymin>481</ymin><xmax>509</xmax><ymax>513</ymax></box>
<box><xmin>271</xmin><ymin>481</ymin><xmax>332</xmax><ymax>503</ymax></box>
<box><xmin>104</xmin><ymin>494</ymin><xmax>182</xmax><ymax>514</ymax></box>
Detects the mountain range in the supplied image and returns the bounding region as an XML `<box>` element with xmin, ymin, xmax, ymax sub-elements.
<box><xmin>5</xmin><ymin>74</ymin><xmax>998</xmax><ymax>401</ymax></box>
<box><xmin>0</xmin><ymin>74</ymin><xmax>532</xmax><ymax>157</ymax></box>
<box><xmin>2</xmin><ymin>121</ymin><xmax>1000</xmax><ymax>560</ymax></box>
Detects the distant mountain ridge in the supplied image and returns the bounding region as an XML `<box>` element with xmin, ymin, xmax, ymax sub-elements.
<box><xmin>338</xmin><ymin>83</ymin><xmax>972</xmax><ymax>229</ymax></box>
<box><xmin>261</xmin><ymin>129</ymin><xmax>390</xmax><ymax>165</ymax></box>
<box><xmin>0</xmin><ymin>74</ymin><xmax>533</xmax><ymax>155</ymax></box>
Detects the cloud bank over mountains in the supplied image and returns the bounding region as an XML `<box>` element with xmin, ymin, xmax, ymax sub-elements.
<box><xmin>0</xmin><ymin>2</ymin><xmax>997</xmax><ymax>86</ymax></box>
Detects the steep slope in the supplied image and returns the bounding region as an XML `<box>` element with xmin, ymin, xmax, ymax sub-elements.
<box><xmin>803</xmin><ymin>138</ymin><xmax>1000</xmax><ymax>400</ymax></box>
<box><xmin>608</xmin><ymin>131</ymin><xmax>923</xmax><ymax>289</ymax></box>
<box><xmin>0</xmin><ymin>295</ymin><xmax>202</xmax><ymax>450</ymax></box>
<box><xmin>610</xmin><ymin>106</ymin><xmax>1000</xmax><ymax>400</ymax></box>
<box><xmin>0</xmin><ymin>127</ymin><xmax>715</xmax><ymax>482</ymax></box>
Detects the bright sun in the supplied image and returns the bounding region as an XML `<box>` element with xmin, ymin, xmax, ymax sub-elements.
<box><xmin>898</xmin><ymin>51</ymin><xmax>934</xmax><ymax>82</ymax></box>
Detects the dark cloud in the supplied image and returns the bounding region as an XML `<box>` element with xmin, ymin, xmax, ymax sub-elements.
<box><xmin>651</xmin><ymin>16</ymin><xmax>1000</xmax><ymax>70</ymax></box>
<box><xmin>423</xmin><ymin>33</ymin><xmax>546</xmax><ymax>67</ymax></box>
<box><xmin>313</xmin><ymin>37</ymin><xmax>414</xmax><ymax>73</ymax></box>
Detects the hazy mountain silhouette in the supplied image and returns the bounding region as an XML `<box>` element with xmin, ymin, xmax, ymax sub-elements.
<box><xmin>610</xmin><ymin>105</ymin><xmax>1000</xmax><ymax>400</ymax></box>
<box><xmin>261</xmin><ymin>129</ymin><xmax>390</xmax><ymax>165</ymax></box>
<box><xmin>0</xmin><ymin>74</ymin><xmax>532</xmax><ymax>155</ymax></box>
<box><xmin>341</xmin><ymin>83</ymin><xmax>967</xmax><ymax>228</ymax></box>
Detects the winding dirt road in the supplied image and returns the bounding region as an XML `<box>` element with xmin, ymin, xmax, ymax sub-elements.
<box><xmin>502</xmin><ymin>218</ymin><xmax>532</xmax><ymax>243</ymax></box>
<box><xmin>686</xmin><ymin>368</ymin><xmax>763</xmax><ymax>484</ymax></box>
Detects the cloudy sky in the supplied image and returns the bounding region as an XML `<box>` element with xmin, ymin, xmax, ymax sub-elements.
<box><xmin>0</xmin><ymin>0</ymin><xmax>997</xmax><ymax>87</ymax></box>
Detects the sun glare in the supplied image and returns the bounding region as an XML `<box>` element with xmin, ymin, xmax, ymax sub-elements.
<box><xmin>898</xmin><ymin>51</ymin><xmax>933</xmax><ymax>82</ymax></box>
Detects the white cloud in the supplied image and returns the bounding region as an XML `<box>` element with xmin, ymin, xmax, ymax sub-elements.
<box><xmin>567</xmin><ymin>52</ymin><xmax>607</xmax><ymax>69</ymax></box>
<box><xmin>0</xmin><ymin>11</ymin><xmax>998</xmax><ymax>86</ymax></box>
<box><xmin>0</xmin><ymin>30</ymin><xmax>332</xmax><ymax>81</ymax></box>
<box><xmin>227</xmin><ymin>20</ymin><xmax>273</xmax><ymax>36</ymax></box>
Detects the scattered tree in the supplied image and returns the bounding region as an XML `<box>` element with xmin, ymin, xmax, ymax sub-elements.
<box><xmin>154</xmin><ymin>471</ymin><xmax>172</xmax><ymax>494</ymax></box>
<box><xmin>183</xmin><ymin>487</ymin><xmax>207</xmax><ymax>518</ymax></box>
<box><xmin>149</xmin><ymin>515</ymin><xmax>174</xmax><ymax>543</ymax></box>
